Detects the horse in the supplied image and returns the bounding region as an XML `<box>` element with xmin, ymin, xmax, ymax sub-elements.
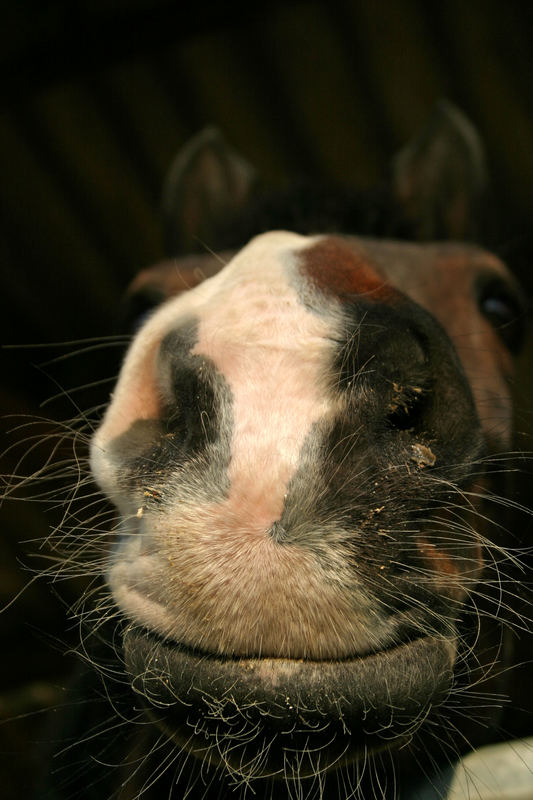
<box><xmin>36</xmin><ymin>103</ymin><xmax>531</xmax><ymax>799</ymax></box>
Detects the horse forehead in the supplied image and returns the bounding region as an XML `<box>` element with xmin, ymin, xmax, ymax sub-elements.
<box><xmin>297</xmin><ymin>235</ymin><xmax>393</xmax><ymax>300</ymax></box>
<box><xmin>191</xmin><ymin>233</ymin><xmax>338</xmax><ymax>367</ymax></box>
<box><xmin>232</xmin><ymin>231</ymin><xmax>390</xmax><ymax>291</ymax></box>
<box><xmin>197</xmin><ymin>231</ymin><xmax>391</xmax><ymax>322</ymax></box>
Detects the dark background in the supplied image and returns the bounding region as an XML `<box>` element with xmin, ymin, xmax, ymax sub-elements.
<box><xmin>1</xmin><ymin>1</ymin><xmax>533</xmax><ymax>796</ymax></box>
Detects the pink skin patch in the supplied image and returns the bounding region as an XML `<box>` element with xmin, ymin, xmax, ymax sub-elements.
<box><xmin>190</xmin><ymin>239</ymin><xmax>336</xmax><ymax>535</ymax></box>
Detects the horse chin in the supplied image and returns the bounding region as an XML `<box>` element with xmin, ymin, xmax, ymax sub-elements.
<box><xmin>123</xmin><ymin>628</ymin><xmax>456</xmax><ymax>779</ymax></box>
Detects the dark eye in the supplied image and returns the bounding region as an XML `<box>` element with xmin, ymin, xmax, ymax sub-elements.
<box><xmin>477</xmin><ymin>277</ymin><xmax>527</xmax><ymax>354</ymax></box>
<box><xmin>121</xmin><ymin>287</ymin><xmax>167</xmax><ymax>333</ymax></box>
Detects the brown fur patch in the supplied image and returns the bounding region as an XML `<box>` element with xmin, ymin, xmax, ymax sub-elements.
<box><xmin>300</xmin><ymin>237</ymin><xmax>397</xmax><ymax>302</ymax></box>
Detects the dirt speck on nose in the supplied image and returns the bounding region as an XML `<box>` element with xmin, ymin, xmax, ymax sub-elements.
<box><xmin>410</xmin><ymin>443</ymin><xmax>436</xmax><ymax>468</ymax></box>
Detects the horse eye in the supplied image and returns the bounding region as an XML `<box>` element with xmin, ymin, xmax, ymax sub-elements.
<box><xmin>121</xmin><ymin>288</ymin><xmax>167</xmax><ymax>333</ymax></box>
<box><xmin>477</xmin><ymin>277</ymin><xmax>527</xmax><ymax>354</ymax></box>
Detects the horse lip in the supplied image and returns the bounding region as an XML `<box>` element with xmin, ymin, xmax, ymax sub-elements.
<box><xmin>123</xmin><ymin>628</ymin><xmax>456</xmax><ymax>774</ymax></box>
<box><xmin>124</xmin><ymin>628</ymin><xmax>456</xmax><ymax>703</ymax></box>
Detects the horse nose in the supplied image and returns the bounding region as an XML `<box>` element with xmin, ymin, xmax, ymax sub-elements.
<box><xmin>334</xmin><ymin>296</ymin><xmax>484</xmax><ymax>474</ymax></box>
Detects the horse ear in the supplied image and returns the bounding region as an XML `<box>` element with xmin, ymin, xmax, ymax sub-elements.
<box><xmin>162</xmin><ymin>127</ymin><xmax>258</xmax><ymax>255</ymax></box>
<box><xmin>391</xmin><ymin>101</ymin><xmax>488</xmax><ymax>241</ymax></box>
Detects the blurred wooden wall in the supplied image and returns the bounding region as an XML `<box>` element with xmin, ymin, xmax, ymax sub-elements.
<box><xmin>1</xmin><ymin>2</ymin><xmax>532</xmax><ymax>796</ymax></box>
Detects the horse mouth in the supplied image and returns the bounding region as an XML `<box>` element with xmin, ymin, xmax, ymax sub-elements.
<box><xmin>123</xmin><ymin>628</ymin><xmax>456</xmax><ymax>778</ymax></box>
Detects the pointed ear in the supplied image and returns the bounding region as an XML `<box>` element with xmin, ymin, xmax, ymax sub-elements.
<box><xmin>391</xmin><ymin>101</ymin><xmax>488</xmax><ymax>241</ymax></box>
<box><xmin>162</xmin><ymin>127</ymin><xmax>258</xmax><ymax>255</ymax></box>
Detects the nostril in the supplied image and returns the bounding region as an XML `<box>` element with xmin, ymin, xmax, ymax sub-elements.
<box><xmin>386</xmin><ymin>382</ymin><xmax>427</xmax><ymax>432</ymax></box>
<box><xmin>369</xmin><ymin>324</ymin><xmax>431</xmax><ymax>434</ymax></box>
